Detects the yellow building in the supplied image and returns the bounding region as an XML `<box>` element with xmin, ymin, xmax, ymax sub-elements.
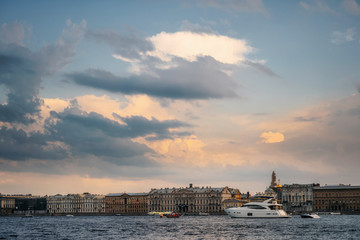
<box><xmin>105</xmin><ymin>193</ymin><xmax>148</xmax><ymax>215</ymax></box>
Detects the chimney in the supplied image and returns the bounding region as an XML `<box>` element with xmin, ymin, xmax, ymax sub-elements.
<box><xmin>189</xmin><ymin>183</ymin><xmax>193</xmax><ymax>188</ymax></box>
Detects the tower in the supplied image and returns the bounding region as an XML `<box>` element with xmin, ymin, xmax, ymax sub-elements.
<box><xmin>270</xmin><ymin>171</ymin><xmax>277</xmax><ymax>188</ymax></box>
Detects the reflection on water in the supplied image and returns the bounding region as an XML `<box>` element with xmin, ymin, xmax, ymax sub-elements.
<box><xmin>0</xmin><ymin>215</ymin><xmax>359</xmax><ymax>239</ymax></box>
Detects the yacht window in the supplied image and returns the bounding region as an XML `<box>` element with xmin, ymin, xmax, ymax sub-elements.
<box><xmin>245</xmin><ymin>205</ymin><xmax>267</xmax><ymax>209</ymax></box>
<box><xmin>247</xmin><ymin>213</ymin><xmax>253</xmax><ymax>216</ymax></box>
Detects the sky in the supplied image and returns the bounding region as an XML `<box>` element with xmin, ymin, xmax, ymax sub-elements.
<box><xmin>1</xmin><ymin>0</ymin><xmax>360</xmax><ymax>196</ymax></box>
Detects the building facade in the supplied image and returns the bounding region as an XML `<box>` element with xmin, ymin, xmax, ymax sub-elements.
<box><xmin>14</xmin><ymin>196</ymin><xmax>47</xmax><ymax>215</ymax></box>
<box><xmin>313</xmin><ymin>185</ymin><xmax>360</xmax><ymax>213</ymax></box>
<box><xmin>0</xmin><ymin>195</ymin><xmax>15</xmax><ymax>215</ymax></box>
<box><xmin>47</xmin><ymin>193</ymin><xmax>105</xmax><ymax>214</ymax></box>
<box><xmin>1</xmin><ymin>195</ymin><xmax>46</xmax><ymax>215</ymax></box>
<box><xmin>105</xmin><ymin>193</ymin><xmax>148</xmax><ymax>215</ymax></box>
<box><xmin>279</xmin><ymin>184</ymin><xmax>319</xmax><ymax>213</ymax></box>
<box><xmin>148</xmin><ymin>184</ymin><xmax>234</xmax><ymax>214</ymax></box>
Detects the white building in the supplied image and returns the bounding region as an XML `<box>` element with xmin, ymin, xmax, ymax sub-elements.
<box><xmin>280</xmin><ymin>184</ymin><xmax>319</xmax><ymax>212</ymax></box>
<box><xmin>149</xmin><ymin>184</ymin><xmax>234</xmax><ymax>214</ymax></box>
<box><xmin>47</xmin><ymin>192</ymin><xmax>105</xmax><ymax>214</ymax></box>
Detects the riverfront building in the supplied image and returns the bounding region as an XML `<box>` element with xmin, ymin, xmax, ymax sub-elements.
<box><xmin>15</xmin><ymin>196</ymin><xmax>47</xmax><ymax>215</ymax></box>
<box><xmin>0</xmin><ymin>195</ymin><xmax>15</xmax><ymax>215</ymax></box>
<box><xmin>313</xmin><ymin>185</ymin><xmax>360</xmax><ymax>213</ymax></box>
<box><xmin>148</xmin><ymin>184</ymin><xmax>236</xmax><ymax>214</ymax></box>
<box><xmin>279</xmin><ymin>184</ymin><xmax>319</xmax><ymax>213</ymax></box>
<box><xmin>0</xmin><ymin>194</ymin><xmax>46</xmax><ymax>215</ymax></box>
<box><xmin>47</xmin><ymin>193</ymin><xmax>105</xmax><ymax>215</ymax></box>
<box><xmin>105</xmin><ymin>193</ymin><xmax>148</xmax><ymax>215</ymax></box>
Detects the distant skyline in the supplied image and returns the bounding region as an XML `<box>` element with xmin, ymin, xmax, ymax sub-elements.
<box><xmin>1</xmin><ymin>0</ymin><xmax>360</xmax><ymax>195</ymax></box>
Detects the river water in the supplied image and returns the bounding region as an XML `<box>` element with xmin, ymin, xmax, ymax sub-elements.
<box><xmin>0</xmin><ymin>215</ymin><xmax>359</xmax><ymax>239</ymax></box>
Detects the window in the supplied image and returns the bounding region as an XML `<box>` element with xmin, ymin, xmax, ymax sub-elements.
<box><xmin>247</xmin><ymin>213</ymin><xmax>253</xmax><ymax>216</ymax></box>
<box><xmin>245</xmin><ymin>205</ymin><xmax>266</xmax><ymax>209</ymax></box>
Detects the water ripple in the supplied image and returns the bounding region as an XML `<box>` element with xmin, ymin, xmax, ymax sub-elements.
<box><xmin>0</xmin><ymin>215</ymin><xmax>359</xmax><ymax>239</ymax></box>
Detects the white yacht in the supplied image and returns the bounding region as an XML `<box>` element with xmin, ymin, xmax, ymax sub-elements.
<box><xmin>225</xmin><ymin>198</ymin><xmax>290</xmax><ymax>218</ymax></box>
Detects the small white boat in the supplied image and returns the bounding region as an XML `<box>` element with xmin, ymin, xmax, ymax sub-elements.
<box><xmin>300</xmin><ymin>213</ymin><xmax>320</xmax><ymax>218</ymax></box>
<box><xmin>225</xmin><ymin>198</ymin><xmax>290</xmax><ymax>218</ymax></box>
<box><xmin>66</xmin><ymin>214</ymin><xmax>74</xmax><ymax>217</ymax></box>
<box><xmin>330</xmin><ymin>212</ymin><xmax>341</xmax><ymax>215</ymax></box>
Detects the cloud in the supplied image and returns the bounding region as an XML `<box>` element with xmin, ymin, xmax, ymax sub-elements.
<box><xmin>243</xmin><ymin>60</ymin><xmax>279</xmax><ymax>77</ymax></box>
<box><xmin>195</xmin><ymin>0</ymin><xmax>269</xmax><ymax>15</ymax></box>
<box><xmin>300</xmin><ymin>0</ymin><xmax>338</xmax><ymax>15</ymax></box>
<box><xmin>0</xmin><ymin>22</ymin><xmax>27</xmax><ymax>46</ymax></box>
<box><xmin>294</xmin><ymin>116</ymin><xmax>319</xmax><ymax>122</ymax></box>
<box><xmin>0</xmin><ymin>126</ymin><xmax>67</xmax><ymax>161</ymax></box>
<box><xmin>66</xmin><ymin>57</ymin><xmax>238</xmax><ymax>100</ymax></box>
<box><xmin>147</xmin><ymin>31</ymin><xmax>253</xmax><ymax>65</ymax></box>
<box><xmin>331</xmin><ymin>28</ymin><xmax>356</xmax><ymax>44</ymax></box>
<box><xmin>0</xmin><ymin>45</ymin><xmax>43</xmax><ymax>124</ymax></box>
<box><xmin>342</xmin><ymin>0</ymin><xmax>360</xmax><ymax>15</ymax></box>
<box><xmin>0</xmin><ymin>20</ymin><xmax>86</xmax><ymax>124</ymax></box>
<box><xmin>86</xmin><ymin>28</ymin><xmax>153</xmax><ymax>62</ymax></box>
<box><xmin>43</xmin><ymin>102</ymin><xmax>191</xmax><ymax>161</ymax></box>
<box><xmin>0</xmin><ymin>90</ymin><xmax>193</xmax><ymax>168</ymax></box>
<box><xmin>260</xmin><ymin>131</ymin><xmax>285</xmax><ymax>143</ymax></box>
<box><xmin>81</xmin><ymin>29</ymin><xmax>276</xmax><ymax>99</ymax></box>
<box><xmin>260</xmin><ymin>94</ymin><xmax>360</xmax><ymax>171</ymax></box>
<box><xmin>113</xmin><ymin>113</ymin><xmax>192</xmax><ymax>141</ymax></box>
<box><xmin>356</xmin><ymin>82</ymin><xmax>360</xmax><ymax>93</ymax></box>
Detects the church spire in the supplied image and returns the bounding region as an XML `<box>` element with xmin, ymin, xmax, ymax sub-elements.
<box><xmin>270</xmin><ymin>170</ymin><xmax>277</xmax><ymax>188</ymax></box>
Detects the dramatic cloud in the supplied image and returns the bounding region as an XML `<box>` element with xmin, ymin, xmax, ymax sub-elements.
<box><xmin>78</xmin><ymin>29</ymin><xmax>277</xmax><ymax>100</ymax></box>
<box><xmin>0</xmin><ymin>48</ymin><xmax>43</xmax><ymax>124</ymax></box>
<box><xmin>331</xmin><ymin>28</ymin><xmax>356</xmax><ymax>44</ymax></box>
<box><xmin>43</xmin><ymin>102</ymin><xmax>191</xmax><ymax>163</ymax></box>
<box><xmin>300</xmin><ymin>0</ymin><xmax>338</xmax><ymax>15</ymax></box>
<box><xmin>66</xmin><ymin>57</ymin><xmax>238</xmax><ymax>100</ymax></box>
<box><xmin>342</xmin><ymin>0</ymin><xmax>360</xmax><ymax>15</ymax></box>
<box><xmin>0</xmin><ymin>97</ymin><xmax>192</xmax><ymax>168</ymax></box>
<box><xmin>0</xmin><ymin>126</ymin><xmax>67</xmax><ymax>161</ymax></box>
<box><xmin>0</xmin><ymin>20</ymin><xmax>86</xmax><ymax>124</ymax></box>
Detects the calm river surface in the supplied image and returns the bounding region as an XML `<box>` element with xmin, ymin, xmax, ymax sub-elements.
<box><xmin>1</xmin><ymin>215</ymin><xmax>359</xmax><ymax>239</ymax></box>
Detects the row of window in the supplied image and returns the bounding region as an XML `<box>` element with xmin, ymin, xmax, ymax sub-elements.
<box><xmin>150</xmin><ymin>206</ymin><xmax>221</xmax><ymax>212</ymax></box>
<box><xmin>314</xmin><ymin>192</ymin><xmax>360</xmax><ymax>197</ymax></box>
<box><xmin>315</xmin><ymin>199</ymin><xmax>360</xmax><ymax>204</ymax></box>
<box><xmin>150</xmin><ymin>199</ymin><xmax>221</xmax><ymax>205</ymax></box>
<box><xmin>150</xmin><ymin>194</ymin><xmax>220</xmax><ymax>198</ymax></box>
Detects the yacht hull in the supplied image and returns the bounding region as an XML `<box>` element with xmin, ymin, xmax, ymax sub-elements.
<box><xmin>225</xmin><ymin>208</ymin><xmax>290</xmax><ymax>218</ymax></box>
